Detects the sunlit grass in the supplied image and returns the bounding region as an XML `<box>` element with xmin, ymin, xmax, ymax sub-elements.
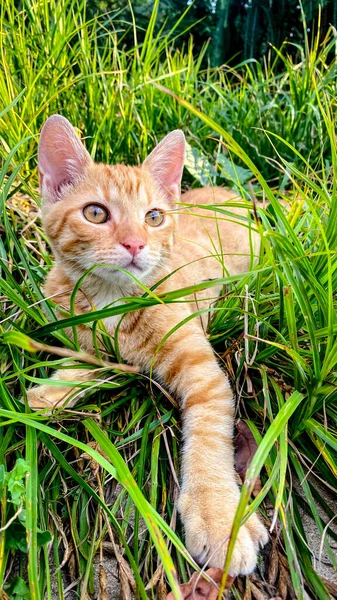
<box><xmin>1</xmin><ymin>0</ymin><xmax>337</xmax><ymax>599</ymax></box>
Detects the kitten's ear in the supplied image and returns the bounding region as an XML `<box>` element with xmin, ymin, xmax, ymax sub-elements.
<box><xmin>143</xmin><ymin>130</ymin><xmax>185</xmax><ymax>202</ymax></box>
<box><xmin>38</xmin><ymin>115</ymin><xmax>92</xmax><ymax>203</ymax></box>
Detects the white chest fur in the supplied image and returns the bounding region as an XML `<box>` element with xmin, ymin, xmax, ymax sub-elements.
<box><xmin>92</xmin><ymin>289</ymin><xmax>126</xmax><ymax>334</ymax></box>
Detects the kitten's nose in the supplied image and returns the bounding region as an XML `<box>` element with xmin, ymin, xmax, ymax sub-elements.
<box><xmin>121</xmin><ymin>238</ymin><xmax>145</xmax><ymax>257</ymax></box>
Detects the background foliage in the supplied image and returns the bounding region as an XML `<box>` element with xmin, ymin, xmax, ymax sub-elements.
<box><xmin>87</xmin><ymin>0</ymin><xmax>337</xmax><ymax>65</ymax></box>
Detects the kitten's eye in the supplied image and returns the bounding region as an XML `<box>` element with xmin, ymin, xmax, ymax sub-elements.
<box><xmin>145</xmin><ymin>209</ymin><xmax>165</xmax><ymax>227</ymax></box>
<box><xmin>83</xmin><ymin>204</ymin><xmax>109</xmax><ymax>224</ymax></box>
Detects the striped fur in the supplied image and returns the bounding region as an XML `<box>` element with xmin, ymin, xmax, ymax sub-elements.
<box><xmin>28</xmin><ymin>116</ymin><xmax>268</xmax><ymax>574</ymax></box>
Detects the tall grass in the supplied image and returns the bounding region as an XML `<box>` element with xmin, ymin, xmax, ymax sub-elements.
<box><xmin>1</xmin><ymin>0</ymin><xmax>337</xmax><ymax>599</ymax></box>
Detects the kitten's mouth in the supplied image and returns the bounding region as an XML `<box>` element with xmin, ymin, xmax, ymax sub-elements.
<box><xmin>124</xmin><ymin>260</ymin><xmax>143</xmax><ymax>272</ymax></box>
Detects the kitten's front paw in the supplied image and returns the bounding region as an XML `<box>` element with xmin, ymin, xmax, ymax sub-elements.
<box><xmin>27</xmin><ymin>384</ymin><xmax>75</xmax><ymax>411</ymax></box>
<box><xmin>179</xmin><ymin>489</ymin><xmax>268</xmax><ymax>575</ymax></box>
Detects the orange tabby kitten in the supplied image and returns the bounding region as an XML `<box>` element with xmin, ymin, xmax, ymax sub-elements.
<box><xmin>28</xmin><ymin>115</ymin><xmax>268</xmax><ymax>574</ymax></box>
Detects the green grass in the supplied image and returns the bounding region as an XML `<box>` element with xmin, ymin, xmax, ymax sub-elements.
<box><xmin>1</xmin><ymin>0</ymin><xmax>337</xmax><ymax>598</ymax></box>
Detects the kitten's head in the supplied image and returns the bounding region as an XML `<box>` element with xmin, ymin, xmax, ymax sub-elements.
<box><xmin>38</xmin><ymin>115</ymin><xmax>185</xmax><ymax>290</ymax></box>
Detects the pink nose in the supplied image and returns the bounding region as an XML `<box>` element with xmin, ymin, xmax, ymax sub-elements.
<box><xmin>121</xmin><ymin>238</ymin><xmax>145</xmax><ymax>257</ymax></box>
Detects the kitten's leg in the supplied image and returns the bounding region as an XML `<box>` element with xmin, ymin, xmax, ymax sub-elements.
<box><xmin>26</xmin><ymin>311</ymin><xmax>102</xmax><ymax>411</ymax></box>
<box><xmin>27</xmin><ymin>367</ymin><xmax>98</xmax><ymax>411</ymax></box>
<box><xmin>153</xmin><ymin>328</ymin><xmax>268</xmax><ymax>574</ymax></box>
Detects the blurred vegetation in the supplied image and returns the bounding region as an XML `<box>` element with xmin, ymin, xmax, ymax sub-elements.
<box><xmin>87</xmin><ymin>0</ymin><xmax>337</xmax><ymax>65</ymax></box>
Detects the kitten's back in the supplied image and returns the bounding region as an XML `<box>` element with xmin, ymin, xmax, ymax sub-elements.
<box><xmin>172</xmin><ymin>186</ymin><xmax>259</xmax><ymax>282</ymax></box>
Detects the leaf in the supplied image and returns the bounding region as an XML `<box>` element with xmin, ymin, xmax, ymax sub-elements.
<box><xmin>36</xmin><ymin>529</ymin><xmax>52</xmax><ymax>546</ymax></box>
<box><xmin>217</xmin><ymin>154</ymin><xmax>253</xmax><ymax>185</ymax></box>
<box><xmin>5</xmin><ymin>522</ymin><xmax>51</xmax><ymax>552</ymax></box>
<box><xmin>9</xmin><ymin>458</ymin><xmax>30</xmax><ymax>480</ymax></box>
<box><xmin>5</xmin><ymin>458</ymin><xmax>30</xmax><ymax>507</ymax></box>
<box><xmin>2</xmin><ymin>332</ymin><xmax>139</xmax><ymax>373</ymax></box>
<box><xmin>184</xmin><ymin>142</ymin><xmax>217</xmax><ymax>186</ymax></box>
<box><xmin>184</xmin><ymin>142</ymin><xmax>253</xmax><ymax>188</ymax></box>
<box><xmin>0</xmin><ymin>464</ymin><xmax>6</xmax><ymax>500</ymax></box>
<box><xmin>166</xmin><ymin>569</ymin><xmax>234</xmax><ymax>600</ymax></box>
<box><xmin>234</xmin><ymin>421</ymin><xmax>262</xmax><ymax>497</ymax></box>
<box><xmin>5</xmin><ymin>523</ymin><xmax>27</xmax><ymax>553</ymax></box>
<box><xmin>1</xmin><ymin>331</ymin><xmax>39</xmax><ymax>353</ymax></box>
<box><xmin>4</xmin><ymin>576</ymin><xmax>30</xmax><ymax>600</ymax></box>
<box><xmin>18</xmin><ymin>508</ymin><xmax>27</xmax><ymax>524</ymax></box>
<box><xmin>6</xmin><ymin>480</ymin><xmax>26</xmax><ymax>507</ymax></box>
<box><xmin>0</xmin><ymin>88</ymin><xmax>26</xmax><ymax>120</ymax></box>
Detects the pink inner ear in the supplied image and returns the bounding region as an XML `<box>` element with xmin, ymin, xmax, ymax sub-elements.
<box><xmin>143</xmin><ymin>130</ymin><xmax>185</xmax><ymax>202</ymax></box>
<box><xmin>39</xmin><ymin>114</ymin><xmax>92</xmax><ymax>202</ymax></box>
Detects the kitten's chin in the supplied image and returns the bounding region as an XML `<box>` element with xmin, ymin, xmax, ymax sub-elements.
<box><xmin>123</xmin><ymin>262</ymin><xmax>143</xmax><ymax>275</ymax></box>
<box><xmin>89</xmin><ymin>263</ymin><xmax>150</xmax><ymax>287</ymax></box>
